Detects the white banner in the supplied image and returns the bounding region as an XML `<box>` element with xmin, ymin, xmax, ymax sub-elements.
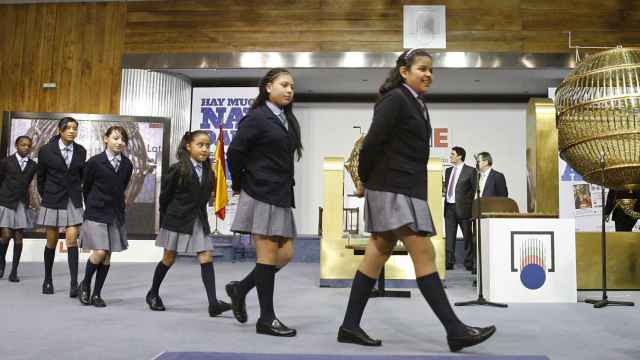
<box><xmin>191</xmin><ymin>87</ymin><xmax>258</xmax><ymax>234</ymax></box>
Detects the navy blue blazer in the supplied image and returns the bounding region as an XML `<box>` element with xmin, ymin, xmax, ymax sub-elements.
<box><xmin>227</xmin><ymin>104</ymin><xmax>297</xmax><ymax>208</ymax></box>
<box><xmin>0</xmin><ymin>154</ymin><xmax>37</xmax><ymax>210</ymax></box>
<box><xmin>36</xmin><ymin>141</ymin><xmax>86</xmax><ymax>209</ymax></box>
<box><xmin>358</xmin><ymin>86</ymin><xmax>432</xmax><ymax>201</ymax></box>
<box><xmin>159</xmin><ymin>162</ymin><xmax>213</xmax><ymax>235</ymax></box>
<box><xmin>82</xmin><ymin>152</ymin><xmax>133</xmax><ymax>225</ymax></box>
<box><xmin>481</xmin><ymin>169</ymin><xmax>508</xmax><ymax>198</ymax></box>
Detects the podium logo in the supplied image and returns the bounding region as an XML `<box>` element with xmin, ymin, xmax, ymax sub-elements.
<box><xmin>510</xmin><ymin>231</ymin><xmax>555</xmax><ymax>290</ymax></box>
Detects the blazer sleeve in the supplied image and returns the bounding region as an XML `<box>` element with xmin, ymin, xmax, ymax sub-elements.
<box><xmin>496</xmin><ymin>172</ymin><xmax>508</xmax><ymax>197</ymax></box>
<box><xmin>124</xmin><ymin>160</ymin><xmax>133</xmax><ymax>189</ymax></box>
<box><xmin>0</xmin><ymin>158</ymin><xmax>6</xmax><ymax>188</ymax></box>
<box><xmin>82</xmin><ymin>159</ymin><xmax>96</xmax><ymax>203</ymax></box>
<box><xmin>227</xmin><ymin>114</ymin><xmax>260</xmax><ymax>193</ymax></box>
<box><xmin>36</xmin><ymin>148</ymin><xmax>47</xmax><ymax>196</ymax></box>
<box><xmin>358</xmin><ymin>92</ymin><xmax>400</xmax><ymax>183</ymax></box>
<box><xmin>159</xmin><ymin>164</ymin><xmax>178</xmax><ymax>218</ymax></box>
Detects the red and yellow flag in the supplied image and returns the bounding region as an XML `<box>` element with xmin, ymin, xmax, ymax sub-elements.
<box><xmin>214</xmin><ymin>126</ymin><xmax>228</xmax><ymax>220</ymax></box>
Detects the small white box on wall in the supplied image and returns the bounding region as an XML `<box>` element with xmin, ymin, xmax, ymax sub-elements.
<box><xmin>403</xmin><ymin>5</ymin><xmax>446</xmax><ymax>49</ymax></box>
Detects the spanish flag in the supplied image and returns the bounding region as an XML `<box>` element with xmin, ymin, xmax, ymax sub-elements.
<box><xmin>214</xmin><ymin>126</ymin><xmax>228</xmax><ymax>220</ymax></box>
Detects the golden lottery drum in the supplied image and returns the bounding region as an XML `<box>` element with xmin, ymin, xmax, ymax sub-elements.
<box><xmin>555</xmin><ymin>47</ymin><xmax>640</xmax><ymax>190</ymax></box>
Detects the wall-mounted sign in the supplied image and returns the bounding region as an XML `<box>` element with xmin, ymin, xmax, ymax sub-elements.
<box><xmin>403</xmin><ymin>5</ymin><xmax>446</xmax><ymax>49</ymax></box>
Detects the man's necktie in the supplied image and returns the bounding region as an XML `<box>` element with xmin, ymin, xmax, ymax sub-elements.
<box><xmin>447</xmin><ymin>166</ymin><xmax>457</xmax><ymax>199</ymax></box>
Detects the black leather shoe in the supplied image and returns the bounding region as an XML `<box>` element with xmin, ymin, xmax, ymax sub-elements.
<box><xmin>225</xmin><ymin>281</ymin><xmax>248</xmax><ymax>323</ymax></box>
<box><xmin>91</xmin><ymin>295</ymin><xmax>106</xmax><ymax>308</ymax></box>
<box><xmin>69</xmin><ymin>282</ymin><xmax>79</xmax><ymax>298</ymax></box>
<box><xmin>79</xmin><ymin>281</ymin><xmax>91</xmax><ymax>305</ymax></box>
<box><xmin>471</xmin><ymin>268</ymin><xmax>477</xmax><ymax>275</ymax></box>
<box><xmin>146</xmin><ymin>291</ymin><xmax>166</xmax><ymax>311</ymax></box>
<box><xmin>256</xmin><ymin>319</ymin><xmax>297</xmax><ymax>337</ymax></box>
<box><xmin>0</xmin><ymin>262</ymin><xmax>5</xmax><ymax>278</ymax></box>
<box><xmin>8</xmin><ymin>273</ymin><xmax>19</xmax><ymax>283</ymax></box>
<box><xmin>42</xmin><ymin>281</ymin><xmax>54</xmax><ymax>294</ymax></box>
<box><xmin>446</xmin><ymin>264</ymin><xmax>454</xmax><ymax>270</ymax></box>
<box><xmin>447</xmin><ymin>325</ymin><xmax>496</xmax><ymax>352</ymax></box>
<box><xmin>337</xmin><ymin>326</ymin><xmax>382</xmax><ymax>346</ymax></box>
<box><xmin>208</xmin><ymin>300</ymin><xmax>232</xmax><ymax>317</ymax></box>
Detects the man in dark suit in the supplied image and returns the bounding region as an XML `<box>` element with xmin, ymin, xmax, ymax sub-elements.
<box><xmin>443</xmin><ymin>146</ymin><xmax>476</xmax><ymax>271</ymax></box>
<box><xmin>477</xmin><ymin>152</ymin><xmax>508</xmax><ymax>198</ymax></box>
<box><xmin>604</xmin><ymin>189</ymin><xmax>640</xmax><ymax>231</ymax></box>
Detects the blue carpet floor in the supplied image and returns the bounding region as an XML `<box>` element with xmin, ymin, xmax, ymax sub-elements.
<box><xmin>155</xmin><ymin>353</ymin><xmax>548</xmax><ymax>360</ymax></box>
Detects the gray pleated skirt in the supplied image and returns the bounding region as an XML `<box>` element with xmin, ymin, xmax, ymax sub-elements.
<box><xmin>0</xmin><ymin>202</ymin><xmax>33</xmax><ymax>230</ymax></box>
<box><xmin>364</xmin><ymin>189</ymin><xmax>436</xmax><ymax>237</ymax></box>
<box><xmin>231</xmin><ymin>190</ymin><xmax>297</xmax><ymax>239</ymax></box>
<box><xmin>155</xmin><ymin>218</ymin><xmax>213</xmax><ymax>253</ymax></box>
<box><xmin>37</xmin><ymin>200</ymin><xmax>84</xmax><ymax>227</ymax></box>
<box><xmin>79</xmin><ymin>219</ymin><xmax>128</xmax><ymax>252</ymax></box>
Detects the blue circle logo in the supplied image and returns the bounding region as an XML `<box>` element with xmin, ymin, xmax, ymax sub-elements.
<box><xmin>520</xmin><ymin>263</ymin><xmax>546</xmax><ymax>290</ymax></box>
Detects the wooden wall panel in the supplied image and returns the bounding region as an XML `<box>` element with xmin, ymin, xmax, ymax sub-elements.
<box><xmin>124</xmin><ymin>0</ymin><xmax>640</xmax><ymax>53</ymax></box>
<box><xmin>1</xmin><ymin>0</ymin><xmax>639</xmax><ymax>137</ymax></box>
<box><xmin>0</xmin><ymin>2</ymin><xmax>126</xmax><ymax>119</ymax></box>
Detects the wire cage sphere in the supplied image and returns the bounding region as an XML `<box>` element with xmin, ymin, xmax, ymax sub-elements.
<box><xmin>555</xmin><ymin>47</ymin><xmax>640</xmax><ymax>190</ymax></box>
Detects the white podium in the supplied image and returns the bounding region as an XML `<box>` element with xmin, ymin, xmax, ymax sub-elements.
<box><xmin>480</xmin><ymin>217</ymin><xmax>577</xmax><ymax>303</ymax></box>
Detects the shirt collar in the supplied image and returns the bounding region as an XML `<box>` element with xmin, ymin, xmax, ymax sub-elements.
<box><xmin>402</xmin><ymin>83</ymin><xmax>420</xmax><ymax>99</ymax></box>
<box><xmin>266</xmin><ymin>101</ymin><xmax>283</xmax><ymax>117</ymax></box>
<box><xmin>15</xmin><ymin>153</ymin><xmax>27</xmax><ymax>163</ymax></box>
<box><xmin>190</xmin><ymin>158</ymin><xmax>202</xmax><ymax>169</ymax></box>
<box><xmin>59</xmin><ymin>139</ymin><xmax>73</xmax><ymax>151</ymax></box>
<box><xmin>481</xmin><ymin>167</ymin><xmax>493</xmax><ymax>176</ymax></box>
<box><xmin>105</xmin><ymin>149</ymin><xmax>121</xmax><ymax>162</ymax></box>
<box><xmin>455</xmin><ymin>162</ymin><xmax>464</xmax><ymax>170</ymax></box>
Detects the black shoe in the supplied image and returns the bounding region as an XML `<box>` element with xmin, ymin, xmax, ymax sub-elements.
<box><xmin>42</xmin><ymin>281</ymin><xmax>54</xmax><ymax>294</ymax></box>
<box><xmin>8</xmin><ymin>273</ymin><xmax>19</xmax><ymax>283</ymax></box>
<box><xmin>146</xmin><ymin>291</ymin><xmax>166</xmax><ymax>311</ymax></box>
<box><xmin>446</xmin><ymin>264</ymin><xmax>454</xmax><ymax>271</ymax></box>
<box><xmin>465</xmin><ymin>265</ymin><xmax>473</xmax><ymax>271</ymax></box>
<box><xmin>91</xmin><ymin>295</ymin><xmax>106</xmax><ymax>308</ymax></box>
<box><xmin>69</xmin><ymin>282</ymin><xmax>79</xmax><ymax>298</ymax></box>
<box><xmin>471</xmin><ymin>268</ymin><xmax>477</xmax><ymax>275</ymax></box>
<box><xmin>256</xmin><ymin>318</ymin><xmax>297</xmax><ymax>337</ymax></box>
<box><xmin>0</xmin><ymin>262</ymin><xmax>5</xmax><ymax>278</ymax></box>
<box><xmin>225</xmin><ymin>281</ymin><xmax>248</xmax><ymax>323</ymax></box>
<box><xmin>208</xmin><ymin>300</ymin><xmax>232</xmax><ymax>317</ymax></box>
<box><xmin>79</xmin><ymin>281</ymin><xmax>91</xmax><ymax>305</ymax></box>
<box><xmin>447</xmin><ymin>325</ymin><xmax>496</xmax><ymax>352</ymax></box>
<box><xmin>337</xmin><ymin>326</ymin><xmax>382</xmax><ymax>346</ymax></box>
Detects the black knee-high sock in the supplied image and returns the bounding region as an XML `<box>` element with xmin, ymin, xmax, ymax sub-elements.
<box><xmin>44</xmin><ymin>246</ymin><xmax>56</xmax><ymax>282</ymax></box>
<box><xmin>67</xmin><ymin>246</ymin><xmax>79</xmax><ymax>285</ymax></box>
<box><xmin>416</xmin><ymin>272</ymin><xmax>466</xmax><ymax>337</ymax></box>
<box><xmin>82</xmin><ymin>259</ymin><xmax>99</xmax><ymax>286</ymax></box>
<box><xmin>237</xmin><ymin>266</ymin><xmax>281</xmax><ymax>296</ymax></box>
<box><xmin>255</xmin><ymin>263</ymin><xmax>277</xmax><ymax>323</ymax></box>
<box><xmin>150</xmin><ymin>261</ymin><xmax>170</xmax><ymax>295</ymax></box>
<box><xmin>10</xmin><ymin>243</ymin><xmax>23</xmax><ymax>275</ymax></box>
<box><xmin>341</xmin><ymin>270</ymin><xmax>377</xmax><ymax>330</ymax></box>
<box><xmin>0</xmin><ymin>240</ymin><xmax>8</xmax><ymax>275</ymax></box>
<box><xmin>93</xmin><ymin>264</ymin><xmax>110</xmax><ymax>297</ymax></box>
<box><xmin>200</xmin><ymin>262</ymin><xmax>218</xmax><ymax>306</ymax></box>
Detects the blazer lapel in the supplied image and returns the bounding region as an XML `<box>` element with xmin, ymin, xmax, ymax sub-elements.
<box><xmin>10</xmin><ymin>155</ymin><xmax>21</xmax><ymax>173</ymax></box>
<box><xmin>262</xmin><ymin>106</ymin><xmax>288</xmax><ymax>133</ymax></box>
<box><xmin>53</xmin><ymin>143</ymin><xmax>67</xmax><ymax>167</ymax></box>
<box><xmin>99</xmin><ymin>152</ymin><xmax>116</xmax><ymax>174</ymax></box>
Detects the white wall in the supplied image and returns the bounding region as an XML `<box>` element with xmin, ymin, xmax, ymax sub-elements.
<box><xmin>293</xmin><ymin>102</ymin><xmax>528</xmax><ymax>235</ymax></box>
